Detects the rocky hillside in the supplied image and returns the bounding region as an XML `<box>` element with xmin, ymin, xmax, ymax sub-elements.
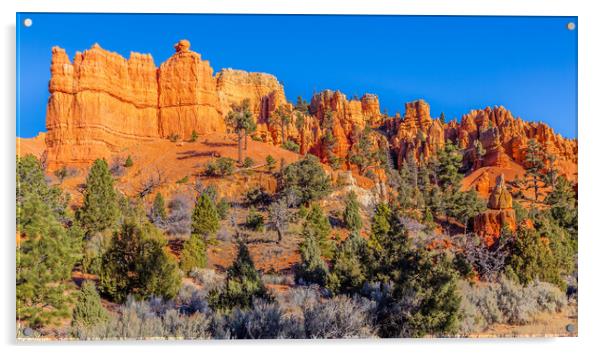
<box><xmin>35</xmin><ymin>39</ymin><xmax>577</xmax><ymax>185</ymax></box>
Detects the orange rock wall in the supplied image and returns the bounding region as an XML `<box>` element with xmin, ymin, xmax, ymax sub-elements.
<box><xmin>45</xmin><ymin>44</ymin><xmax>288</xmax><ymax>168</ymax></box>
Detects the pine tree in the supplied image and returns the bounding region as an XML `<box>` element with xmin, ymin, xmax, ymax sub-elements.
<box><xmin>367</xmin><ymin>217</ymin><xmax>461</xmax><ymax>337</ymax></box>
<box><xmin>180</xmin><ymin>233</ymin><xmax>208</xmax><ymax>273</ymax></box>
<box><xmin>191</xmin><ymin>192</ymin><xmax>220</xmax><ymax>238</ymax></box>
<box><xmin>17</xmin><ymin>155</ymin><xmax>81</xmax><ymax>328</ymax></box>
<box><xmin>208</xmin><ymin>241</ymin><xmax>272</xmax><ymax>312</ymax></box>
<box><xmin>78</xmin><ymin>159</ymin><xmax>119</xmax><ymax>235</ymax></box>
<box><xmin>149</xmin><ymin>192</ymin><xmax>167</xmax><ymax>225</ymax></box>
<box><xmin>343</xmin><ymin>191</ymin><xmax>363</xmax><ymax>232</ymax></box>
<box><xmin>524</xmin><ymin>139</ymin><xmax>545</xmax><ymax>202</ymax></box>
<box><xmin>17</xmin><ymin>195</ymin><xmax>82</xmax><ymax>328</ymax></box>
<box><xmin>304</xmin><ymin>203</ymin><xmax>333</xmax><ymax>258</ymax></box>
<box><xmin>544</xmin><ymin>176</ymin><xmax>577</xmax><ymax>240</ymax></box>
<box><xmin>295</xmin><ymin>225</ymin><xmax>329</xmax><ymax>286</ymax></box>
<box><xmin>270</xmin><ymin>104</ymin><xmax>292</xmax><ymax>144</ymax></box>
<box><xmin>369</xmin><ymin>203</ymin><xmax>391</xmax><ymax>252</ymax></box>
<box><xmin>225</xmin><ymin>99</ymin><xmax>255</xmax><ymax>163</ymax></box>
<box><xmin>98</xmin><ymin>221</ymin><xmax>181</xmax><ymax>303</ymax></box>
<box><xmin>72</xmin><ymin>280</ymin><xmax>108</xmax><ymax>328</ymax></box>
<box><xmin>437</xmin><ymin>140</ymin><xmax>463</xmax><ymax>190</ymax></box>
<box><xmin>327</xmin><ymin>232</ymin><xmax>367</xmax><ymax>294</ymax></box>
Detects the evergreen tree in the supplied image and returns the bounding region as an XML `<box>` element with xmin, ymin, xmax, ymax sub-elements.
<box><xmin>270</xmin><ymin>104</ymin><xmax>292</xmax><ymax>144</ymax></box>
<box><xmin>180</xmin><ymin>233</ymin><xmax>208</xmax><ymax>273</ymax></box>
<box><xmin>295</xmin><ymin>225</ymin><xmax>329</xmax><ymax>286</ymax></box>
<box><xmin>149</xmin><ymin>192</ymin><xmax>167</xmax><ymax>226</ymax></box>
<box><xmin>98</xmin><ymin>221</ymin><xmax>181</xmax><ymax>303</ymax></box>
<box><xmin>17</xmin><ymin>155</ymin><xmax>68</xmax><ymax>223</ymax></box>
<box><xmin>524</xmin><ymin>139</ymin><xmax>545</xmax><ymax>202</ymax></box>
<box><xmin>208</xmin><ymin>242</ymin><xmax>272</xmax><ymax>312</ymax></box>
<box><xmin>72</xmin><ymin>280</ymin><xmax>108</xmax><ymax>328</ymax></box>
<box><xmin>507</xmin><ymin>213</ymin><xmax>575</xmax><ymax>289</ymax></box>
<box><xmin>544</xmin><ymin>176</ymin><xmax>578</xmax><ymax>240</ymax></box>
<box><xmin>16</xmin><ymin>155</ymin><xmax>81</xmax><ymax>328</ymax></box>
<box><xmin>280</xmin><ymin>155</ymin><xmax>331</xmax><ymax>206</ymax></box>
<box><xmin>366</xmin><ymin>216</ymin><xmax>461</xmax><ymax>337</ymax></box>
<box><xmin>303</xmin><ymin>203</ymin><xmax>333</xmax><ymax>258</ymax></box>
<box><xmin>343</xmin><ymin>191</ymin><xmax>363</xmax><ymax>232</ymax></box>
<box><xmin>327</xmin><ymin>232</ymin><xmax>367</xmax><ymax>294</ymax></box>
<box><xmin>191</xmin><ymin>192</ymin><xmax>220</xmax><ymax>239</ymax></box>
<box><xmin>437</xmin><ymin>140</ymin><xmax>463</xmax><ymax>191</ymax></box>
<box><xmin>78</xmin><ymin>159</ymin><xmax>120</xmax><ymax>235</ymax></box>
<box><xmin>225</xmin><ymin>99</ymin><xmax>255</xmax><ymax>163</ymax></box>
<box><xmin>369</xmin><ymin>203</ymin><xmax>391</xmax><ymax>252</ymax></box>
<box><xmin>17</xmin><ymin>194</ymin><xmax>82</xmax><ymax>328</ymax></box>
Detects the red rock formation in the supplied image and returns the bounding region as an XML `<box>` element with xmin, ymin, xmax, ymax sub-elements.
<box><xmin>45</xmin><ymin>40</ymin><xmax>287</xmax><ymax>168</ymax></box>
<box><xmin>46</xmin><ymin>44</ymin><xmax>160</xmax><ymax>169</ymax></box>
<box><xmin>389</xmin><ymin>102</ymin><xmax>577</xmax><ymax>180</ymax></box>
<box><xmin>390</xmin><ymin>100</ymin><xmax>445</xmax><ymax>166</ymax></box>
<box><xmin>474</xmin><ymin>175</ymin><xmax>517</xmax><ymax>246</ymax></box>
<box><xmin>308</xmin><ymin>90</ymin><xmax>382</xmax><ymax>163</ymax></box>
<box><xmin>43</xmin><ymin>40</ymin><xmax>576</xmax><ymax>181</ymax></box>
<box><xmin>158</xmin><ymin>40</ymin><xmax>224</xmax><ymax>138</ymax></box>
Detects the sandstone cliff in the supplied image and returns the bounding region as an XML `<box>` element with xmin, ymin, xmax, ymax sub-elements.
<box><xmin>45</xmin><ymin>40</ymin><xmax>287</xmax><ymax>168</ymax></box>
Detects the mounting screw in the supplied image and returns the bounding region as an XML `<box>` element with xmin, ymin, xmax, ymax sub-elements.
<box><xmin>567</xmin><ymin>22</ymin><xmax>576</xmax><ymax>31</ymax></box>
<box><xmin>23</xmin><ymin>18</ymin><xmax>32</xmax><ymax>27</ymax></box>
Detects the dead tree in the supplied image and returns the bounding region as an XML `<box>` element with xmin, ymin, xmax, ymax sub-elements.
<box><xmin>137</xmin><ymin>167</ymin><xmax>166</xmax><ymax>199</ymax></box>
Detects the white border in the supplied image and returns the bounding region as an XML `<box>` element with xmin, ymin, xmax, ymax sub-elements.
<box><xmin>2</xmin><ymin>1</ymin><xmax>600</xmax><ymax>353</ymax></box>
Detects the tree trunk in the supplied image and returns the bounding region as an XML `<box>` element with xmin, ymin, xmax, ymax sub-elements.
<box><xmin>244</xmin><ymin>130</ymin><xmax>248</xmax><ymax>150</ymax></box>
<box><xmin>238</xmin><ymin>130</ymin><xmax>243</xmax><ymax>164</ymax></box>
<box><xmin>281</xmin><ymin>121</ymin><xmax>285</xmax><ymax>145</ymax></box>
<box><xmin>277</xmin><ymin>229</ymin><xmax>283</xmax><ymax>244</ymax></box>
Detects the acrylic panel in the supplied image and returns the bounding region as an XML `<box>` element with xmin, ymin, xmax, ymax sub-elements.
<box><xmin>16</xmin><ymin>13</ymin><xmax>578</xmax><ymax>340</ymax></box>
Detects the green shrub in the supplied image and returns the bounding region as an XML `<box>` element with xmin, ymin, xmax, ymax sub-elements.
<box><xmin>98</xmin><ymin>221</ymin><xmax>181</xmax><ymax>303</ymax></box>
<box><xmin>124</xmin><ymin>155</ymin><xmax>133</xmax><ymax>168</ymax></box>
<box><xmin>282</xmin><ymin>140</ymin><xmax>300</xmax><ymax>153</ymax></box>
<box><xmin>242</xmin><ymin>157</ymin><xmax>255</xmax><ymax>168</ymax></box>
<box><xmin>176</xmin><ymin>175</ymin><xmax>189</xmax><ymax>184</ymax></box>
<box><xmin>205</xmin><ymin>157</ymin><xmax>235</xmax><ymax>177</ymax></box>
<box><xmin>190</xmin><ymin>130</ymin><xmax>199</xmax><ymax>142</ymax></box>
<box><xmin>216</xmin><ymin>198</ymin><xmax>230</xmax><ymax>220</ymax></box>
<box><xmin>168</xmin><ymin>133</ymin><xmax>180</xmax><ymax>142</ymax></box>
<box><xmin>245</xmin><ymin>208</ymin><xmax>265</xmax><ymax>232</ymax></box>
<box><xmin>280</xmin><ymin>155</ymin><xmax>331</xmax><ymax>206</ymax></box>
<box><xmin>245</xmin><ymin>186</ymin><xmax>272</xmax><ymax>206</ymax></box>
<box><xmin>265</xmin><ymin>155</ymin><xmax>276</xmax><ymax>172</ymax></box>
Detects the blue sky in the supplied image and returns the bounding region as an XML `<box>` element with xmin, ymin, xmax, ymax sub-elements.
<box><xmin>16</xmin><ymin>13</ymin><xmax>577</xmax><ymax>138</ymax></box>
